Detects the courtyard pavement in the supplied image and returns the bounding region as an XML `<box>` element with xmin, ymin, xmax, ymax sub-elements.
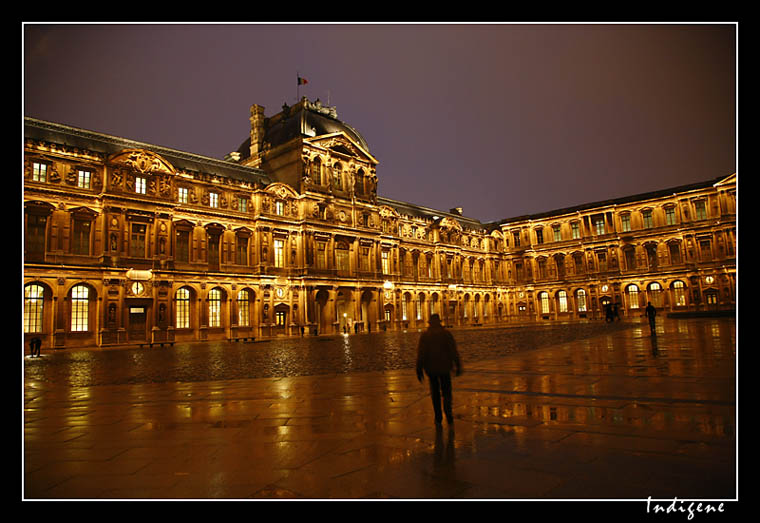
<box><xmin>23</xmin><ymin>317</ymin><xmax>736</xmax><ymax>502</ymax></box>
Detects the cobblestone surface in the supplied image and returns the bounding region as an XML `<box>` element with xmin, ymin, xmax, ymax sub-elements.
<box><xmin>24</xmin><ymin>321</ymin><xmax>637</xmax><ymax>387</ymax></box>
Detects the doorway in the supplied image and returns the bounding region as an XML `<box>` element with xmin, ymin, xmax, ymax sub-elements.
<box><xmin>128</xmin><ymin>306</ymin><xmax>147</xmax><ymax>342</ymax></box>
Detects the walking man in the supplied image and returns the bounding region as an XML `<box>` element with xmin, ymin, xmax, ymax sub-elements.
<box><xmin>416</xmin><ymin>314</ymin><xmax>462</xmax><ymax>426</ymax></box>
<box><xmin>645</xmin><ymin>301</ymin><xmax>657</xmax><ymax>335</ymax></box>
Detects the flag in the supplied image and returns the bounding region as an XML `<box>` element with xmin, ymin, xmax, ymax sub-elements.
<box><xmin>297</xmin><ymin>76</ymin><xmax>308</xmax><ymax>85</ymax></box>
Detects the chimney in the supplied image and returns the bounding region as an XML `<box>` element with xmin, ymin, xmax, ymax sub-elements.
<box><xmin>249</xmin><ymin>104</ymin><xmax>266</xmax><ymax>157</ymax></box>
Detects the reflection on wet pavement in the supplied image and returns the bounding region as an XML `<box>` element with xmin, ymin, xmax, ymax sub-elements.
<box><xmin>24</xmin><ymin>318</ymin><xmax>736</xmax><ymax>500</ymax></box>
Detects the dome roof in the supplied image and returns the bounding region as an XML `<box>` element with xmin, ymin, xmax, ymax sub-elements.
<box><xmin>236</xmin><ymin>99</ymin><xmax>370</xmax><ymax>160</ymax></box>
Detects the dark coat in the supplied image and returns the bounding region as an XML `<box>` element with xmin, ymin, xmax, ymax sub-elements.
<box><xmin>416</xmin><ymin>325</ymin><xmax>462</xmax><ymax>378</ymax></box>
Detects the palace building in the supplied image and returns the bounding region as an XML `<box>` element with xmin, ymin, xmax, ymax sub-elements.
<box><xmin>23</xmin><ymin>98</ymin><xmax>737</xmax><ymax>349</ymax></box>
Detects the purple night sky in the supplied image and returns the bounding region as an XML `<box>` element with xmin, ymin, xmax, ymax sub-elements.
<box><xmin>23</xmin><ymin>23</ymin><xmax>736</xmax><ymax>223</ymax></box>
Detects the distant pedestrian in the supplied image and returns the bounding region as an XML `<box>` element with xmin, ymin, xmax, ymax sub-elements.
<box><xmin>604</xmin><ymin>303</ymin><xmax>613</xmax><ymax>323</ymax></box>
<box><xmin>416</xmin><ymin>314</ymin><xmax>462</xmax><ymax>426</ymax></box>
<box><xmin>645</xmin><ymin>302</ymin><xmax>657</xmax><ymax>335</ymax></box>
<box><xmin>613</xmin><ymin>302</ymin><xmax>621</xmax><ymax>322</ymax></box>
<box><xmin>30</xmin><ymin>337</ymin><xmax>41</xmax><ymax>357</ymax></box>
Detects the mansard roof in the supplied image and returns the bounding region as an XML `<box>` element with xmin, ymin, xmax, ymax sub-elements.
<box><xmin>24</xmin><ymin>117</ymin><xmax>271</xmax><ymax>186</ymax></box>
<box><xmin>493</xmin><ymin>174</ymin><xmax>735</xmax><ymax>226</ymax></box>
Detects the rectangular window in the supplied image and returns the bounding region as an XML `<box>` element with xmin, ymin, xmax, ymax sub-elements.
<box><xmin>26</xmin><ymin>214</ymin><xmax>47</xmax><ymax>257</ymax></box>
<box><xmin>77</xmin><ymin>170</ymin><xmax>91</xmax><ymax>189</ymax></box>
<box><xmin>238</xmin><ymin>197</ymin><xmax>248</xmax><ymax>213</ymax></box>
<box><xmin>669</xmin><ymin>243</ymin><xmax>682</xmax><ymax>264</ymax></box>
<box><xmin>666</xmin><ymin>207</ymin><xmax>676</xmax><ymax>225</ymax></box>
<box><xmin>621</xmin><ymin>214</ymin><xmax>631</xmax><ymax>232</ymax></box>
<box><xmin>176</xmin><ymin>230</ymin><xmax>190</xmax><ymax>262</ymax></box>
<box><xmin>208</xmin><ymin>290</ymin><xmax>221</xmax><ymax>328</ymax></box>
<box><xmin>336</xmin><ymin>248</ymin><xmax>349</xmax><ymax>273</ymax></box>
<box><xmin>275</xmin><ymin>201</ymin><xmax>284</xmax><ymax>215</ymax></box>
<box><xmin>178</xmin><ymin>187</ymin><xmax>188</xmax><ymax>204</ymax></box>
<box><xmin>700</xmin><ymin>239</ymin><xmax>712</xmax><ymax>261</ymax></box>
<box><xmin>72</xmin><ymin>220</ymin><xmax>91</xmax><ymax>255</ymax></box>
<box><xmin>316</xmin><ymin>242</ymin><xmax>327</xmax><ymax>269</ymax></box>
<box><xmin>361</xmin><ymin>247</ymin><xmax>370</xmax><ymax>272</ymax></box>
<box><xmin>553</xmin><ymin>225</ymin><xmax>561</xmax><ymax>242</ymax></box>
<box><xmin>236</xmin><ymin>236</ymin><xmax>249</xmax><ymax>265</ymax></box>
<box><xmin>70</xmin><ymin>286</ymin><xmax>89</xmax><ymax>332</ymax></box>
<box><xmin>24</xmin><ymin>285</ymin><xmax>45</xmax><ymax>333</ymax></box>
<box><xmin>237</xmin><ymin>293</ymin><xmax>250</xmax><ymax>327</ymax></box>
<box><xmin>594</xmin><ymin>217</ymin><xmax>605</xmax><ymax>235</ymax></box>
<box><xmin>540</xmin><ymin>294</ymin><xmax>550</xmax><ymax>315</ymax></box>
<box><xmin>642</xmin><ymin>210</ymin><xmax>653</xmax><ymax>228</ymax></box>
<box><xmin>381</xmin><ymin>250</ymin><xmax>389</xmax><ymax>274</ymax></box>
<box><xmin>571</xmin><ymin>222</ymin><xmax>580</xmax><ymax>239</ymax></box>
<box><xmin>513</xmin><ymin>231</ymin><xmax>521</xmax><ymax>247</ymax></box>
<box><xmin>695</xmin><ymin>200</ymin><xmax>707</xmax><ymax>220</ymax></box>
<box><xmin>135</xmin><ymin>177</ymin><xmax>146</xmax><ymax>194</ymax></box>
<box><xmin>558</xmin><ymin>292</ymin><xmax>568</xmax><ymax>313</ymax></box>
<box><xmin>176</xmin><ymin>289</ymin><xmax>190</xmax><ymax>329</ymax></box>
<box><xmin>32</xmin><ymin>162</ymin><xmax>48</xmax><ymax>182</ymax></box>
<box><xmin>275</xmin><ymin>310</ymin><xmax>287</xmax><ymax>326</ymax></box>
<box><xmin>273</xmin><ymin>239</ymin><xmax>284</xmax><ymax>268</ymax></box>
<box><xmin>209</xmin><ymin>192</ymin><xmax>219</xmax><ymax>208</ymax></box>
<box><xmin>535</xmin><ymin>229</ymin><xmax>543</xmax><ymax>244</ymax></box>
<box><xmin>130</xmin><ymin>223</ymin><xmax>146</xmax><ymax>258</ymax></box>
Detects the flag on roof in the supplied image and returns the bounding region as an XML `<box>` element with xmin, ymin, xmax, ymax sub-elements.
<box><xmin>297</xmin><ymin>76</ymin><xmax>308</xmax><ymax>85</ymax></box>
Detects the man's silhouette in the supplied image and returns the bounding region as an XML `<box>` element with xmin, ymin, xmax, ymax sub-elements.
<box><xmin>416</xmin><ymin>314</ymin><xmax>462</xmax><ymax>426</ymax></box>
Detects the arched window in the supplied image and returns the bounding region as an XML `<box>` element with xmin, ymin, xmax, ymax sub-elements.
<box><xmin>70</xmin><ymin>284</ymin><xmax>90</xmax><ymax>331</ymax></box>
<box><xmin>673</xmin><ymin>280</ymin><xmax>687</xmax><ymax>307</ymax></box>
<box><xmin>558</xmin><ymin>290</ymin><xmax>568</xmax><ymax>313</ymax></box>
<box><xmin>648</xmin><ymin>282</ymin><xmax>663</xmax><ymax>307</ymax></box>
<box><xmin>176</xmin><ymin>287</ymin><xmax>191</xmax><ymax>329</ymax></box>
<box><xmin>539</xmin><ymin>292</ymin><xmax>550</xmax><ymax>315</ymax></box>
<box><xmin>237</xmin><ymin>289</ymin><xmax>251</xmax><ymax>327</ymax></box>
<box><xmin>333</xmin><ymin>162</ymin><xmax>343</xmax><ymax>190</ymax></box>
<box><xmin>208</xmin><ymin>288</ymin><xmax>222</xmax><ymax>328</ymax></box>
<box><xmin>576</xmin><ymin>289</ymin><xmax>587</xmax><ymax>312</ymax></box>
<box><xmin>627</xmin><ymin>284</ymin><xmax>640</xmax><ymax>309</ymax></box>
<box><xmin>24</xmin><ymin>284</ymin><xmax>45</xmax><ymax>333</ymax></box>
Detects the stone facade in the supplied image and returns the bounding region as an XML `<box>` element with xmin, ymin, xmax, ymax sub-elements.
<box><xmin>23</xmin><ymin>98</ymin><xmax>736</xmax><ymax>349</ymax></box>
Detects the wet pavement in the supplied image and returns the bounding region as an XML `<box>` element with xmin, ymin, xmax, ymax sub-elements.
<box><xmin>23</xmin><ymin>317</ymin><xmax>736</xmax><ymax>501</ymax></box>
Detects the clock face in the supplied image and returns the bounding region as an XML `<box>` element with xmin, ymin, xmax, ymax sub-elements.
<box><xmin>276</xmin><ymin>287</ymin><xmax>285</xmax><ymax>298</ymax></box>
<box><xmin>131</xmin><ymin>282</ymin><xmax>144</xmax><ymax>295</ymax></box>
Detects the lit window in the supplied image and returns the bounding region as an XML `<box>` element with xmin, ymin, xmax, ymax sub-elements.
<box><xmin>70</xmin><ymin>284</ymin><xmax>89</xmax><ymax>332</ymax></box>
<box><xmin>382</xmin><ymin>251</ymin><xmax>389</xmax><ymax>274</ymax></box>
<box><xmin>24</xmin><ymin>284</ymin><xmax>45</xmax><ymax>333</ymax></box>
<box><xmin>621</xmin><ymin>214</ymin><xmax>631</xmax><ymax>232</ymax></box>
<box><xmin>673</xmin><ymin>281</ymin><xmax>687</xmax><ymax>307</ymax></box>
<box><xmin>275</xmin><ymin>200</ymin><xmax>284</xmax><ymax>215</ymax></box>
<box><xmin>135</xmin><ymin>177</ymin><xmax>146</xmax><ymax>194</ymax></box>
<box><xmin>176</xmin><ymin>287</ymin><xmax>191</xmax><ymax>329</ymax></box>
<box><xmin>238</xmin><ymin>197</ymin><xmax>248</xmax><ymax>213</ymax></box>
<box><xmin>627</xmin><ymin>285</ymin><xmax>640</xmax><ymax>309</ymax></box>
<box><xmin>237</xmin><ymin>290</ymin><xmax>250</xmax><ymax>327</ymax></box>
<box><xmin>594</xmin><ymin>217</ymin><xmax>605</xmax><ymax>235</ymax></box>
<box><xmin>77</xmin><ymin>170</ymin><xmax>91</xmax><ymax>189</ymax></box>
<box><xmin>32</xmin><ymin>162</ymin><xmax>48</xmax><ymax>182</ymax></box>
<box><xmin>558</xmin><ymin>290</ymin><xmax>568</xmax><ymax>313</ymax></box>
<box><xmin>553</xmin><ymin>225</ymin><xmax>561</xmax><ymax>242</ymax></box>
<box><xmin>402</xmin><ymin>296</ymin><xmax>409</xmax><ymax>320</ymax></box>
<box><xmin>275</xmin><ymin>310</ymin><xmax>287</xmax><ymax>326</ymax></box>
<box><xmin>571</xmin><ymin>222</ymin><xmax>580</xmax><ymax>239</ymax></box>
<box><xmin>576</xmin><ymin>289</ymin><xmax>587</xmax><ymax>312</ymax></box>
<box><xmin>273</xmin><ymin>239</ymin><xmax>284</xmax><ymax>267</ymax></box>
<box><xmin>209</xmin><ymin>192</ymin><xmax>219</xmax><ymax>208</ymax></box>
<box><xmin>539</xmin><ymin>292</ymin><xmax>550</xmax><ymax>314</ymax></box>
<box><xmin>208</xmin><ymin>288</ymin><xmax>222</xmax><ymax>328</ymax></box>
<box><xmin>178</xmin><ymin>187</ymin><xmax>188</xmax><ymax>204</ymax></box>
